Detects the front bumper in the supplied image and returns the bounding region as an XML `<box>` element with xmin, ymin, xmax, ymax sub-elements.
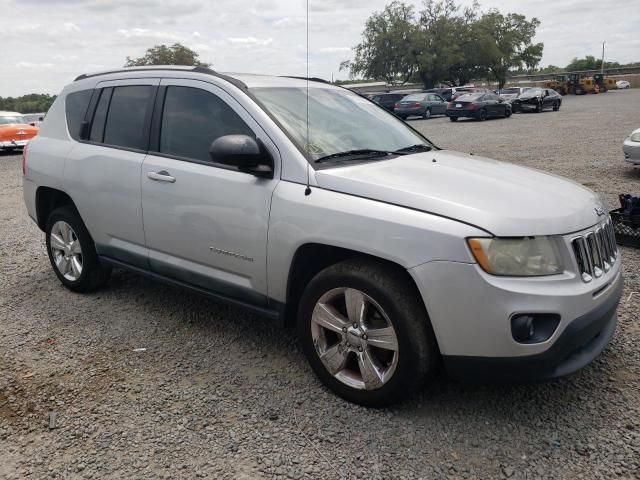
<box><xmin>443</xmin><ymin>277</ymin><xmax>621</xmax><ymax>382</ymax></box>
<box><xmin>623</xmin><ymin>141</ymin><xmax>640</xmax><ymax>164</ymax></box>
<box><xmin>0</xmin><ymin>139</ymin><xmax>28</xmax><ymax>148</ymax></box>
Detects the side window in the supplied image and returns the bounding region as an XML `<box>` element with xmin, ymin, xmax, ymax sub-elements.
<box><xmin>103</xmin><ymin>86</ymin><xmax>154</xmax><ymax>150</ymax></box>
<box><xmin>89</xmin><ymin>88</ymin><xmax>111</xmax><ymax>143</ymax></box>
<box><xmin>159</xmin><ymin>86</ymin><xmax>254</xmax><ymax>163</ymax></box>
<box><xmin>65</xmin><ymin>90</ymin><xmax>92</xmax><ymax>141</ymax></box>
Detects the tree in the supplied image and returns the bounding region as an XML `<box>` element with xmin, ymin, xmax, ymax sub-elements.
<box><xmin>475</xmin><ymin>11</ymin><xmax>543</xmax><ymax>88</ymax></box>
<box><xmin>565</xmin><ymin>56</ymin><xmax>620</xmax><ymax>72</ymax></box>
<box><xmin>340</xmin><ymin>1</ymin><xmax>417</xmax><ymax>84</ymax></box>
<box><xmin>0</xmin><ymin>94</ymin><xmax>57</xmax><ymax>113</ymax></box>
<box><xmin>125</xmin><ymin>43</ymin><xmax>210</xmax><ymax>67</ymax></box>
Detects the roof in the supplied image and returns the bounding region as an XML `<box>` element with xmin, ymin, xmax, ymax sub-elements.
<box><xmin>72</xmin><ymin>66</ymin><xmax>338</xmax><ymax>90</ymax></box>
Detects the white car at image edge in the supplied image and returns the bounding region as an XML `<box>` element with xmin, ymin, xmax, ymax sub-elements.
<box><xmin>616</xmin><ymin>80</ymin><xmax>631</xmax><ymax>89</ymax></box>
<box><xmin>623</xmin><ymin>128</ymin><xmax>640</xmax><ymax>165</ymax></box>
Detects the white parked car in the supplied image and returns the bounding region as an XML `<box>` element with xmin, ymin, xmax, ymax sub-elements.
<box><xmin>623</xmin><ymin>128</ymin><xmax>640</xmax><ymax>165</ymax></box>
<box><xmin>22</xmin><ymin>67</ymin><xmax>623</xmax><ymax>406</ymax></box>
<box><xmin>616</xmin><ymin>80</ymin><xmax>631</xmax><ymax>89</ymax></box>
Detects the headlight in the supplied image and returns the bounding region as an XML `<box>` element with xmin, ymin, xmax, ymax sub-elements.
<box><xmin>467</xmin><ymin>237</ymin><xmax>563</xmax><ymax>276</ymax></box>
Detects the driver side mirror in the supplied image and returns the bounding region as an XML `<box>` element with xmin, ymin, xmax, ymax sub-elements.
<box><xmin>209</xmin><ymin>135</ymin><xmax>274</xmax><ymax>178</ymax></box>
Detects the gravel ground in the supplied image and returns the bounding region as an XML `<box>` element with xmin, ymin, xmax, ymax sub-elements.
<box><xmin>1</xmin><ymin>89</ymin><xmax>639</xmax><ymax>480</ymax></box>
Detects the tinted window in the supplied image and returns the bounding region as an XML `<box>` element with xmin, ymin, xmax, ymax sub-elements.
<box><xmin>458</xmin><ymin>93</ymin><xmax>484</xmax><ymax>101</ymax></box>
<box><xmin>485</xmin><ymin>93</ymin><xmax>499</xmax><ymax>101</ymax></box>
<box><xmin>65</xmin><ymin>90</ymin><xmax>92</xmax><ymax>140</ymax></box>
<box><xmin>159</xmin><ymin>86</ymin><xmax>253</xmax><ymax>162</ymax></box>
<box><xmin>90</xmin><ymin>88</ymin><xmax>111</xmax><ymax>143</ymax></box>
<box><xmin>403</xmin><ymin>94</ymin><xmax>426</xmax><ymax>101</ymax></box>
<box><xmin>103</xmin><ymin>86</ymin><xmax>153</xmax><ymax>150</ymax></box>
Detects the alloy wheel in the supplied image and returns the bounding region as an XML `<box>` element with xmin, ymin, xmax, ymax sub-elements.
<box><xmin>311</xmin><ymin>287</ymin><xmax>399</xmax><ymax>390</ymax></box>
<box><xmin>50</xmin><ymin>220</ymin><xmax>83</xmax><ymax>281</ymax></box>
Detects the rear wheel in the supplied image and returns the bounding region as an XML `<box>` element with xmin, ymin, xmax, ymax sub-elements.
<box><xmin>449</xmin><ymin>117</ymin><xmax>458</xmax><ymax>122</ymax></box>
<box><xmin>297</xmin><ymin>259</ymin><xmax>438</xmax><ymax>407</ymax></box>
<box><xmin>553</xmin><ymin>101</ymin><xmax>560</xmax><ymax>111</ymax></box>
<box><xmin>478</xmin><ymin>109</ymin><xmax>487</xmax><ymax>121</ymax></box>
<box><xmin>45</xmin><ymin>206</ymin><xmax>111</xmax><ymax>293</ymax></box>
<box><xmin>504</xmin><ymin>107</ymin><xmax>512</xmax><ymax>118</ymax></box>
<box><xmin>422</xmin><ymin>109</ymin><xmax>431</xmax><ymax>120</ymax></box>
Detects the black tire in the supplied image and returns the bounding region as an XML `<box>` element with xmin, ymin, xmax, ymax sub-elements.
<box><xmin>45</xmin><ymin>206</ymin><xmax>111</xmax><ymax>293</ymax></box>
<box><xmin>478</xmin><ymin>109</ymin><xmax>487</xmax><ymax>121</ymax></box>
<box><xmin>535</xmin><ymin>101</ymin><xmax>542</xmax><ymax>113</ymax></box>
<box><xmin>553</xmin><ymin>101</ymin><xmax>560</xmax><ymax>111</ymax></box>
<box><xmin>449</xmin><ymin>116</ymin><xmax>458</xmax><ymax>122</ymax></box>
<box><xmin>398</xmin><ymin>115</ymin><xmax>407</xmax><ymax>120</ymax></box>
<box><xmin>422</xmin><ymin>108</ymin><xmax>431</xmax><ymax>120</ymax></box>
<box><xmin>504</xmin><ymin>107</ymin><xmax>512</xmax><ymax>118</ymax></box>
<box><xmin>297</xmin><ymin>259</ymin><xmax>438</xmax><ymax>407</ymax></box>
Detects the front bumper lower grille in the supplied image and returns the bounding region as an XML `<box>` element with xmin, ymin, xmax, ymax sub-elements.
<box><xmin>571</xmin><ymin>219</ymin><xmax>618</xmax><ymax>283</ymax></box>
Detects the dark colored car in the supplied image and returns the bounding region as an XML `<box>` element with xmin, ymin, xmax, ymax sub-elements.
<box><xmin>394</xmin><ymin>93</ymin><xmax>447</xmax><ymax>119</ymax></box>
<box><xmin>446</xmin><ymin>92</ymin><xmax>512</xmax><ymax>121</ymax></box>
<box><xmin>425</xmin><ymin>88</ymin><xmax>453</xmax><ymax>102</ymax></box>
<box><xmin>368</xmin><ymin>93</ymin><xmax>406</xmax><ymax>112</ymax></box>
<box><xmin>512</xmin><ymin>88</ymin><xmax>562</xmax><ymax>113</ymax></box>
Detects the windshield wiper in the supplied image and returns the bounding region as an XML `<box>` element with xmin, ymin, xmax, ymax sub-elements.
<box><xmin>393</xmin><ymin>144</ymin><xmax>432</xmax><ymax>154</ymax></box>
<box><xmin>314</xmin><ymin>149</ymin><xmax>394</xmax><ymax>163</ymax></box>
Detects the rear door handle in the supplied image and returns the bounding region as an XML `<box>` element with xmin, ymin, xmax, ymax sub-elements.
<box><xmin>147</xmin><ymin>171</ymin><xmax>176</xmax><ymax>183</ymax></box>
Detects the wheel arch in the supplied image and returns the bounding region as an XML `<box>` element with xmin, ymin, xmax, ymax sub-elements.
<box><xmin>35</xmin><ymin>186</ymin><xmax>76</xmax><ymax>231</ymax></box>
<box><xmin>283</xmin><ymin>243</ymin><xmax>426</xmax><ymax>328</ymax></box>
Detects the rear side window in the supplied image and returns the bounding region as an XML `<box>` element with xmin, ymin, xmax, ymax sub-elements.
<box><xmin>89</xmin><ymin>88</ymin><xmax>111</xmax><ymax>143</ymax></box>
<box><xmin>103</xmin><ymin>86</ymin><xmax>154</xmax><ymax>150</ymax></box>
<box><xmin>159</xmin><ymin>86</ymin><xmax>254</xmax><ymax>163</ymax></box>
<box><xmin>65</xmin><ymin>90</ymin><xmax>92</xmax><ymax>140</ymax></box>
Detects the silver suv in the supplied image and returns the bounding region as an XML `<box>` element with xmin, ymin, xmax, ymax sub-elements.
<box><xmin>23</xmin><ymin>67</ymin><xmax>623</xmax><ymax>406</ymax></box>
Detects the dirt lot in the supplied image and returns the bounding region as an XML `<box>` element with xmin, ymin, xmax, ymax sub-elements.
<box><xmin>1</xmin><ymin>89</ymin><xmax>639</xmax><ymax>480</ymax></box>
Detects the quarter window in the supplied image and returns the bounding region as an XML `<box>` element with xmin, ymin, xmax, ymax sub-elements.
<box><xmin>65</xmin><ymin>89</ymin><xmax>92</xmax><ymax>141</ymax></box>
<box><xmin>102</xmin><ymin>86</ymin><xmax>154</xmax><ymax>150</ymax></box>
<box><xmin>89</xmin><ymin>88</ymin><xmax>111</xmax><ymax>143</ymax></box>
<box><xmin>159</xmin><ymin>86</ymin><xmax>254</xmax><ymax>163</ymax></box>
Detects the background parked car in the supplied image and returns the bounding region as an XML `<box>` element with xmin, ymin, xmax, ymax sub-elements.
<box><xmin>425</xmin><ymin>87</ymin><xmax>453</xmax><ymax>102</ymax></box>
<box><xmin>394</xmin><ymin>93</ymin><xmax>447</xmax><ymax>119</ymax></box>
<box><xmin>616</xmin><ymin>80</ymin><xmax>631</xmax><ymax>89</ymax></box>
<box><xmin>623</xmin><ymin>128</ymin><xmax>640</xmax><ymax>165</ymax></box>
<box><xmin>24</xmin><ymin>113</ymin><xmax>46</xmax><ymax>127</ymax></box>
<box><xmin>496</xmin><ymin>87</ymin><xmax>531</xmax><ymax>103</ymax></box>
<box><xmin>367</xmin><ymin>93</ymin><xmax>407</xmax><ymax>112</ymax></box>
<box><xmin>511</xmin><ymin>88</ymin><xmax>562</xmax><ymax>113</ymax></box>
<box><xmin>446</xmin><ymin>92</ymin><xmax>512</xmax><ymax>121</ymax></box>
<box><xmin>0</xmin><ymin>111</ymin><xmax>39</xmax><ymax>152</ymax></box>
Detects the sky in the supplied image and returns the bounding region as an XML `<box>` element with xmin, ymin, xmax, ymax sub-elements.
<box><xmin>1</xmin><ymin>0</ymin><xmax>639</xmax><ymax>97</ymax></box>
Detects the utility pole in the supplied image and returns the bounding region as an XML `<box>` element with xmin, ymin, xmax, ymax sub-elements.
<box><xmin>601</xmin><ymin>41</ymin><xmax>605</xmax><ymax>74</ymax></box>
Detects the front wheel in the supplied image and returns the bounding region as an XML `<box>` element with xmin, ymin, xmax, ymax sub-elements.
<box><xmin>553</xmin><ymin>101</ymin><xmax>560</xmax><ymax>111</ymax></box>
<box><xmin>449</xmin><ymin>116</ymin><xmax>458</xmax><ymax>122</ymax></box>
<box><xmin>297</xmin><ymin>259</ymin><xmax>438</xmax><ymax>407</ymax></box>
<box><xmin>422</xmin><ymin>109</ymin><xmax>431</xmax><ymax>120</ymax></box>
<box><xmin>45</xmin><ymin>206</ymin><xmax>111</xmax><ymax>293</ymax></box>
<box><xmin>504</xmin><ymin>108</ymin><xmax>512</xmax><ymax>118</ymax></box>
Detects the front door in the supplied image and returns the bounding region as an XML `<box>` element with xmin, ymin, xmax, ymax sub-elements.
<box><xmin>140</xmin><ymin>79</ymin><xmax>280</xmax><ymax>306</ymax></box>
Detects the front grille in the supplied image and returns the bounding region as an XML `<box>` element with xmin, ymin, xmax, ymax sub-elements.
<box><xmin>571</xmin><ymin>220</ymin><xmax>618</xmax><ymax>282</ymax></box>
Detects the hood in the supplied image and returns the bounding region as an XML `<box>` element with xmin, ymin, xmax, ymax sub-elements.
<box><xmin>517</xmin><ymin>93</ymin><xmax>541</xmax><ymax>100</ymax></box>
<box><xmin>315</xmin><ymin>150</ymin><xmax>604</xmax><ymax>236</ymax></box>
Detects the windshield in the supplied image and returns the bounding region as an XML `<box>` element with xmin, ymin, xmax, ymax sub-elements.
<box><xmin>402</xmin><ymin>94</ymin><xmax>426</xmax><ymax>101</ymax></box>
<box><xmin>252</xmin><ymin>87</ymin><xmax>429</xmax><ymax>162</ymax></box>
<box><xmin>522</xmin><ymin>88</ymin><xmax>543</xmax><ymax>96</ymax></box>
<box><xmin>0</xmin><ymin>116</ymin><xmax>28</xmax><ymax>125</ymax></box>
<box><xmin>499</xmin><ymin>88</ymin><xmax>519</xmax><ymax>94</ymax></box>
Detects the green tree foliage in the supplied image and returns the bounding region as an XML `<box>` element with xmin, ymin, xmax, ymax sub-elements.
<box><xmin>340</xmin><ymin>1</ymin><xmax>418</xmax><ymax>84</ymax></box>
<box><xmin>125</xmin><ymin>43</ymin><xmax>210</xmax><ymax>67</ymax></box>
<box><xmin>344</xmin><ymin>0</ymin><xmax>543</xmax><ymax>89</ymax></box>
<box><xmin>0</xmin><ymin>94</ymin><xmax>57</xmax><ymax>114</ymax></box>
<box><xmin>475</xmin><ymin>11</ymin><xmax>543</xmax><ymax>88</ymax></box>
<box><xmin>565</xmin><ymin>55</ymin><xmax>620</xmax><ymax>71</ymax></box>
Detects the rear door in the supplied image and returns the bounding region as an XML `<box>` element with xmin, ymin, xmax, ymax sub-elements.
<box><xmin>64</xmin><ymin>79</ymin><xmax>159</xmax><ymax>268</ymax></box>
<box><xmin>428</xmin><ymin>94</ymin><xmax>446</xmax><ymax>114</ymax></box>
<box><xmin>140</xmin><ymin>79</ymin><xmax>281</xmax><ymax>305</ymax></box>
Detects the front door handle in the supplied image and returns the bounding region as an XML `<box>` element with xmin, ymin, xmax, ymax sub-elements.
<box><xmin>147</xmin><ymin>171</ymin><xmax>176</xmax><ymax>183</ymax></box>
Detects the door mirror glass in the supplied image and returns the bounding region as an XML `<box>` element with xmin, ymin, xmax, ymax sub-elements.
<box><xmin>209</xmin><ymin>135</ymin><xmax>273</xmax><ymax>177</ymax></box>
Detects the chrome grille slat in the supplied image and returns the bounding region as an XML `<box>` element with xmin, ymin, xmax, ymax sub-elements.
<box><xmin>571</xmin><ymin>219</ymin><xmax>617</xmax><ymax>283</ymax></box>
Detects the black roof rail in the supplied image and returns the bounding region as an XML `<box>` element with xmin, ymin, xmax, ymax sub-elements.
<box><xmin>73</xmin><ymin>66</ymin><xmax>248</xmax><ymax>90</ymax></box>
<box><xmin>280</xmin><ymin>76</ymin><xmax>332</xmax><ymax>84</ymax></box>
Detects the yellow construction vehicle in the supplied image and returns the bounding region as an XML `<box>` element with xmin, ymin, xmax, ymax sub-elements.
<box><xmin>593</xmin><ymin>73</ymin><xmax>616</xmax><ymax>92</ymax></box>
<box><xmin>544</xmin><ymin>75</ymin><xmax>569</xmax><ymax>95</ymax></box>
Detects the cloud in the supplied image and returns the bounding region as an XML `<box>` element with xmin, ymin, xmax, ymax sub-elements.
<box><xmin>319</xmin><ymin>47</ymin><xmax>352</xmax><ymax>54</ymax></box>
<box><xmin>227</xmin><ymin>36</ymin><xmax>274</xmax><ymax>46</ymax></box>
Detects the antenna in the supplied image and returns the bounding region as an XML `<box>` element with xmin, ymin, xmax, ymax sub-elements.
<box><xmin>304</xmin><ymin>0</ymin><xmax>312</xmax><ymax>196</ymax></box>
